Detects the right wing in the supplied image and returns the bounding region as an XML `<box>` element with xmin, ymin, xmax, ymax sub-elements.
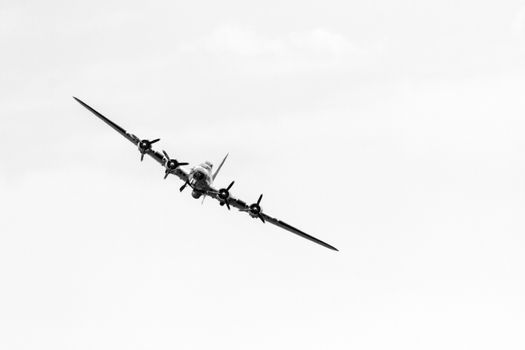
<box><xmin>73</xmin><ymin>97</ymin><xmax>189</xmax><ymax>182</ymax></box>
<box><xmin>73</xmin><ymin>97</ymin><xmax>139</xmax><ymax>146</ymax></box>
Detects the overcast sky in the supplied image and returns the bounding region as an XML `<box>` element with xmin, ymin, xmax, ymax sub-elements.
<box><xmin>1</xmin><ymin>1</ymin><xmax>524</xmax><ymax>349</ymax></box>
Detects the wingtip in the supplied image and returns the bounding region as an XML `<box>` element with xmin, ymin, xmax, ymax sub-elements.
<box><xmin>325</xmin><ymin>244</ymin><xmax>339</xmax><ymax>252</ymax></box>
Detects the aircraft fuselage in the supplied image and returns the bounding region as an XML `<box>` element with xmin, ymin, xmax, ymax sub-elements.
<box><xmin>189</xmin><ymin>162</ymin><xmax>213</xmax><ymax>198</ymax></box>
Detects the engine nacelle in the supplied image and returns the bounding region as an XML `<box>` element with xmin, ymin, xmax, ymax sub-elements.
<box><xmin>191</xmin><ymin>190</ymin><xmax>202</xmax><ymax>199</ymax></box>
<box><xmin>138</xmin><ymin>140</ymin><xmax>150</xmax><ymax>152</ymax></box>
<box><xmin>249</xmin><ymin>206</ymin><xmax>263</xmax><ymax>217</ymax></box>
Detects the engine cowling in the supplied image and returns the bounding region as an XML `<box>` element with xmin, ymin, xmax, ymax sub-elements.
<box><xmin>217</xmin><ymin>181</ymin><xmax>235</xmax><ymax>210</ymax></box>
<box><xmin>241</xmin><ymin>194</ymin><xmax>265</xmax><ymax>223</ymax></box>
<box><xmin>135</xmin><ymin>138</ymin><xmax>160</xmax><ymax>161</ymax></box>
<box><xmin>162</xmin><ymin>150</ymin><xmax>189</xmax><ymax>179</ymax></box>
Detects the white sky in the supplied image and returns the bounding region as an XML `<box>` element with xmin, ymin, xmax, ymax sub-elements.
<box><xmin>1</xmin><ymin>1</ymin><xmax>524</xmax><ymax>349</ymax></box>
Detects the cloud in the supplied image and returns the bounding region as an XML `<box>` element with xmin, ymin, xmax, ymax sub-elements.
<box><xmin>511</xmin><ymin>6</ymin><xmax>525</xmax><ymax>39</ymax></box>
<box><xmin>189</xmin><ymin>26</ymin><xmax>285</xmax><ymax>57</ymax></box>
<box><xmin>178</xmin><ymin>25</ymin><xmax>375</xmax><ymax>74</ymax></box>
<box><xmin>288</xmin><ymin>28</ymin><xmax>358</xmax><ymax>56</ymax></box>
<box><xmin>510</xmin><ymin>7</ymin><xmax>525</xmax><ymax>57</ymax></box>
<box><xmin>184</xmin><ymin>26</ymin><xmax>360</xmax><ymax>57</ymax></box>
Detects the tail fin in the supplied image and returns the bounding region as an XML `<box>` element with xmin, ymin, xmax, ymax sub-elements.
<box><xmin>212</xmin><ymin>153</ymin><xmax>229</xmax><ymax>181</ymax></box>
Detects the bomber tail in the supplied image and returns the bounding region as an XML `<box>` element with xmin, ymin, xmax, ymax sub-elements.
<box><xmin>212</xmin><ymin>153</ymin><xmax>229</xmax><ymax>181</ymax></box>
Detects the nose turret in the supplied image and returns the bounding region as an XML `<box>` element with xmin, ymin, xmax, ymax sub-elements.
<box><xmin>191</xmin><ymin>190</ymin><xmax>203</xmax><ymax>199</ymax></box>
<box><xmin>193</xmin><ymin>171</ymin><xmax>204</xmax><ymax>180</ymax></box>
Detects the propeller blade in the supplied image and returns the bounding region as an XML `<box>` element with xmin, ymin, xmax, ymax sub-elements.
<box><xmin>180</xmin><ymin>181</ymin><xmax>188</xmax><ymax>192</ymax></box>
<box><xmin>164</xmin><ymin>170</ymin><xmax>169</xmax><ymax>179</ymax></box>
<box><xmin>257</xmin><ymin>194</ymin><xmax>263</xmax><ymax>205</ymax></box>
<box><xmin>150</xmin><ymin>138</ymin><xmax>160</xmax><ymax>144</ymax></box>
<box><xmin>162</xmin><ymin>150</ymin><xmax>169</xmax><ymax>160</ymax></box>
<box><xmin>178</xmin><ymin>162</ymin><xmax>189</xmax><ymax>166</ymax></box>
<box><xmin>227</xmin><ymin>181</ymin><xmax>235</xmax><ymax>191</ymax></box>
<box><xmin>225</xmin><ymin>202</ymin><xmax>231</xmax><ymax>210</ymax></box>
<box><xmin>259</xmin><ymin>215</ymin><xmax>265</xmax><ymax>223</ymax></box>
<box><xmin>141</xmin><ymin>153</ymin><xmax>145</xmax><ymax>162</ymax></box>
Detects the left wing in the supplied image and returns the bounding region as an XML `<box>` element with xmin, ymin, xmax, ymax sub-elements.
<box><xmin>207</xmin><ymin>188</ymin><xmax>338</xmax><ymax>251</ymax></box>
<box><xmin>260</xmin><ymin>213</ymin><xmax>338</xmax><ymax>251</ymax></box>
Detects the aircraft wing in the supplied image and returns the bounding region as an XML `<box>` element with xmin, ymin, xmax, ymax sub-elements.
<box><xmin>207</xmin><ymin>189</ymin><xmax>338</xmax><ymax>251</ymax></box>
<box><xmin>259</xmin><ymin>213</ymin><xmax>338</xmax><ymax>251</ymax></box>
<box><xmin>73</xmin><ymin>97</ymin><xmax>189</xmax><ymax>182</ymax></box>
<box><xmin>74</xmin><ymin>97</ymin><xmax>139</xmax><ymax>146</ymax></box>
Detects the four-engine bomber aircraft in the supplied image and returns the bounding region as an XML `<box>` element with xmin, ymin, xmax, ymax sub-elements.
<box><xmin>74</xmin><ymin>97</ymin><xmax>338</xmax><ymax>251</ymax></box>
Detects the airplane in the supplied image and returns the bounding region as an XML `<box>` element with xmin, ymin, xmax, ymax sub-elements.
<box><xmin>73</xmin><ymin>97</ymin><xmax>338</xmax><ymax>251</ymax></box>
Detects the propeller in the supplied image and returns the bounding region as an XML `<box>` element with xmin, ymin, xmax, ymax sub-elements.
<box><xmin>137</xmin><ymin>138</ymin><xmax>160</xmax><ymax>161</ymax></box>
<box><xmin>241</xmin><ymin>194</ymin><xmax>265</xmax><ymax>223</ymax></box>
<box><xmin>217</xmin><ymin>181</ymin><xmax>235</xmax><ymax>210</ymax></box>
<box><xmin>162</xmin><ymin>150</ymin><xmax>189</xmax><ymax>179</ymax></box>
<box><xmin>180</xmin><ymin>180</ymin><xmax>189</xmax><ymax>192</ymax></box>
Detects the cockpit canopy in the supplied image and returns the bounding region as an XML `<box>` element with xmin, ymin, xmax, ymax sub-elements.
<box><xmin>201</xmin><ymin>161</ymin><xmax>213</xmax><ymax>171</ymax></box>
